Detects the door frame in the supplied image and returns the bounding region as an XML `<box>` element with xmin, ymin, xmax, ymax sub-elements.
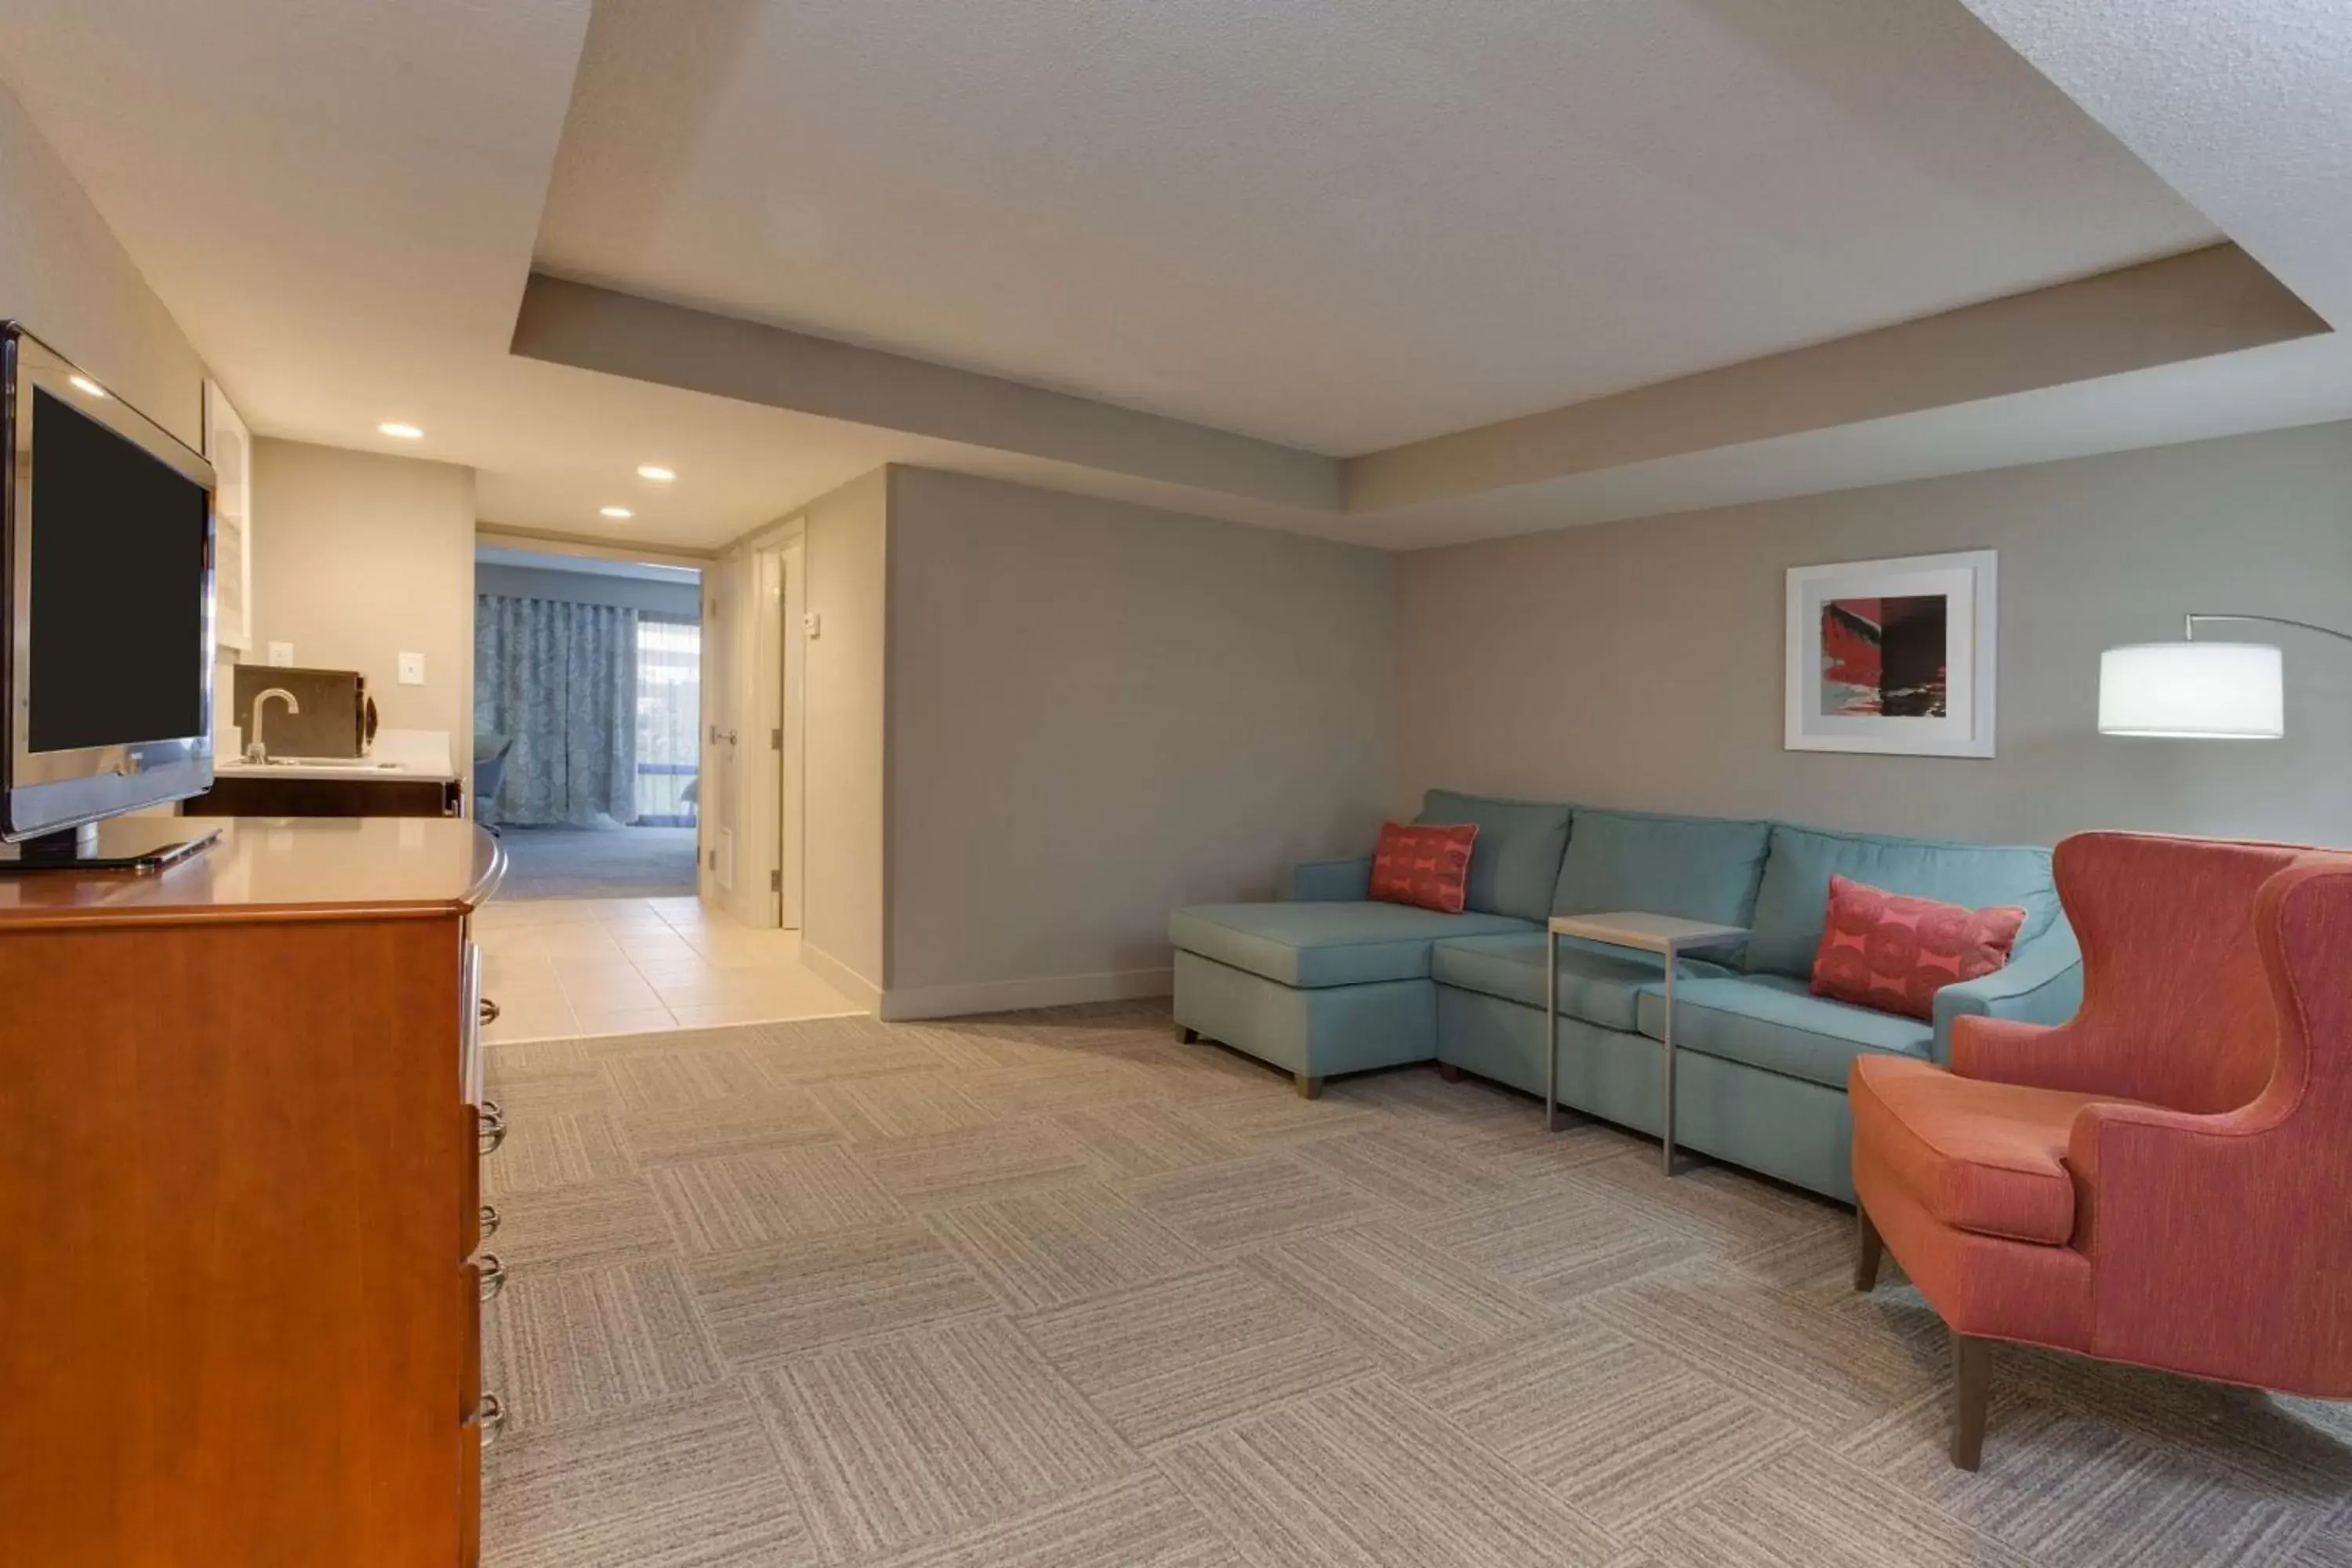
<box><xmin>709</xmin><ymin>517</ymin><xmax>807</xmax><ymax>929</ymax></box>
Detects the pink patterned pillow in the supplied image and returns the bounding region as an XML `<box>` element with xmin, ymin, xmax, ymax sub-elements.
<box><xmin>1810</xmin><ymin>874</ymin><xmax>2027</xmax><ymax>1021</ymax></box>
<box><xmin>1368</xmin><ymin>822</ymin><xmax>1478</xmax><ymax>915</ymax></box>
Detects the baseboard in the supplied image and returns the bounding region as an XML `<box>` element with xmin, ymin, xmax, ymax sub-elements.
<box><xmin>799</xmin><ymin>942</ymin><xmax>882</xmax><ymax>1014</ymax></box>
<box><xmin>878</xmin><ymin>966</ymin><xmax>1174</xmax><ymax>1022</ymax></box>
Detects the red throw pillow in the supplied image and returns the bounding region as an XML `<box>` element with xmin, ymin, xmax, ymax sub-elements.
<box><xmin>1368</xmin><ymin>821</ymin><xmax>1478</xmax><ymax>914</ymax></box>
<box><xmin>1810</xmin><ymin>874</ymin><xmax>2027</xmax><ymax>1021</ymax></box>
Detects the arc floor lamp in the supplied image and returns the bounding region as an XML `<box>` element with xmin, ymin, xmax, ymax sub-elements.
<box><xmin>2100</xmin><ymin>614</ymin><xmax>2352</xmax><ymax>739</ymax></box>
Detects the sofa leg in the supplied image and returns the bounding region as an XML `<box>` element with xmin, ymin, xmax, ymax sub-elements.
<box><xmin>1178</xmin><ymin>1025</ymin><xmax>1200</xmax><ymax>1044</ymax></box>
<box><xmin>1436</xmin><ymin>1063</ymin><xmax>1462</xmax><ymax>1083</ymax></box>
<box><xmin>1854</xmin><ymin>1207</ymin><xmax>1883</xmax><ymax>1293</ymax></box>
<box><xmin>1951</xmin><ymin>1331</ymin><xmax>1991</xmax><ymax>1472</ymax></box>
<box><xmin>1294</xmin><ymin>1073</ymin><xmax>1324</xmax><ymax>1101</ymax></box>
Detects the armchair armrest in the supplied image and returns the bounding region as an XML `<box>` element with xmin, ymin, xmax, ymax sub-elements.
<box><xmin>1933</xmin><ymin>924</ymin><xmax>2083</xmax><ymax>1068</ymax></box>
<box><xmin>1287</xmin><ymin>855</ymin><xmax>1373</xmax><ymax>902</ymax></box>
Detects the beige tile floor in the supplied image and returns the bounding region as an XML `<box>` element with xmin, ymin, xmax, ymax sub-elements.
<box><xmin>476</xmin><ymin>896</ymin><xmax>863</xmax><ymax>1042</ymax></box>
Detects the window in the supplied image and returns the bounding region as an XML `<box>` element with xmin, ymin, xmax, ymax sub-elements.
<box><xmin>634</xmin><ymin>616</ymin><xmax>700</xmax><ymax>826</ymax></box>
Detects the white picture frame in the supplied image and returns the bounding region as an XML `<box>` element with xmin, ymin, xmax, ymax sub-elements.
<box><xmin>1784</xmin><ymin>550</ymin><xmax>1997</xmax><ymax>757</ymax></box>
<box><xmin>203</xmin><ymin>380</ymin><xmax>254</xmax><ymax>653</ymax></box>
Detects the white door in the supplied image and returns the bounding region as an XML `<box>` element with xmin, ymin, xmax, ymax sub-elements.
<box><xmin>776</xmin><ymin>541</ymin><xmax>805</xmax><ymax>929</ymax></box>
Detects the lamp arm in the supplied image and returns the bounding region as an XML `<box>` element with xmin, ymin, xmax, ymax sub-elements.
<box><xmin>2183</xmin><ymin>613</ymin><xmax>2352</xmax><ymax>646</ymax></box>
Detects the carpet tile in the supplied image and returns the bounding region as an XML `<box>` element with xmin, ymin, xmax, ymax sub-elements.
<box><xmin>472</xmin><ymin>1002</ymin><xmax>2352</xmax><ymax>1568</ymax></box>
<box><xmin>746</xmin><ymin>1316</ymin><xmax>1134</xmax><ymax>1563</ymax></box>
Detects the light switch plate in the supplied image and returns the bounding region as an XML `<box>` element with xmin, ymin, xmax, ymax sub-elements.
<box><xmin>267</xmin><ymin>641</ymin><xmax>294</xmax><ymax>666</ymax></box>
<box><xmin>397</xmin><ymin>651</ymin><xmax>425</xmax><ymax>685</ymax></box>
<box><xmin>803</xmin><ymin>612</ymin><xmax>822</xmax><ymax>640</ymax></box>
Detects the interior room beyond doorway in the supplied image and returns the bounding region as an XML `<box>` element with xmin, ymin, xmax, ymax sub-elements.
<box><xmin>472</xmin><ymin>545</ymin><xmax>703</xmax><ymax>899</ymax></box>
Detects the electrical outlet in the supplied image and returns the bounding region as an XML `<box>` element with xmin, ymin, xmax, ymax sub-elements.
<box><xmin>397</xmin><ymin>652</ymin><xmax>426</xmax><ymax>686</ymax></box>
<box><xmin>267</xmin><ymin>641</ymin><xmax>294</xmax><ymax>666</ymax></box>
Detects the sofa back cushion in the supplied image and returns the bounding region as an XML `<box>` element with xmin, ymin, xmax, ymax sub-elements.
<box><xmin>1748</xmin><ymin>822</ymin><xmax>2059</xmax><ymax>980</ymax></box>
<box><xmin>1415</xmin><ymin>789</ymin><xmax>1573</xmax><ymax>924</ymax></box>
<box><xmin>1552</xmin><ymin>808</ymin><xmax>1772</xmax><ymax>928</ymax></box>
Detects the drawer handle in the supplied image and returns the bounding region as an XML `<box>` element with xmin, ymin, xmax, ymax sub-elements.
<box><xmin>477</xmin><ymin>1254</ymin><xmax>508</xmax><ymax>1301</ymax></box>
<box><xmin>479</xmin><ymin>1203</ymin><xmax>500</xmax><ymax>1240</ymax></box>
<box><xmin>478</xmin><ymin>1102</ymin><xmax>506</xmax><ymax>1156</ymax></box>
<box><xmin>468</xmin><ymin>1392</ymin><xmax>506</xmax><ymax>1450</ymax></box>
<box><xmin>478</xmin><ymin>996</ymin><xmax>501</xmax><ymax>1025</ymax></box>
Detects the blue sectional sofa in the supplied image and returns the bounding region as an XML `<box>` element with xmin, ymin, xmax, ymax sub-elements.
<box><xmin>1168</xmin><ymin>789</ymin><xmax>2085</xmax><ymax>1200</ymax></box>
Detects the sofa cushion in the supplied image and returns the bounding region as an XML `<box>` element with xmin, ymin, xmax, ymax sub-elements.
<box><xmin>1850</xmin><ymin>1054</ymin><xmax>2107</xmax><ymax>1245</ymax></box>
<box><xmin>1635</xmin><ymin>973</ymin><xmax>1932</xmax><ymax>1089</ymax></box>
<box><xmin>1415</xmin><ymin>789</ymin><xmax>1573</xmax><ymax>924</ymax></box>
<box><xmin>1747</xmin><ymin>824</ymin><xmax>2059</xmax><ymax>981</ymax></box>
<box><xmin>1169</xmin><ymin>902</ymin><xmax>1533</xmax><ymax>989</ymax></box>
<box><xmin>1433</xmin><ymin>932</ymin><xmax>1737</xmax><ymax>1031</ymax></box>
<box><xmin>1552</xmin><ymin>808</ymin><xmax>1772</xmax><ymax>927</ymax></box>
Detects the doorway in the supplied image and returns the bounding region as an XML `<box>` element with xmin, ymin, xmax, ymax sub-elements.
<box><xmin>473</xmin><ymin>544</ymin><xmax>703</xmax><ymax>899</ymax></box>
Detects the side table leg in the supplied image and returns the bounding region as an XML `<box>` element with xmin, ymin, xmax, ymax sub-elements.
<box><xmin>1661</xmin><ymin>946</ymin><xmax>1679</xmax><ymax>1176</ymax></box>
<box><xmin>1544</xmin><ymin>927</ymin><xmax>1558</xmax><ymax>1132</ymax></box>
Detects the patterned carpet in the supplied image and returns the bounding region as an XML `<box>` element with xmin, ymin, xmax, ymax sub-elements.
<box><xmin>478</xmin><ymin>1002</ymin><xmax>2352</xmax><ymax>1567</ymax></box>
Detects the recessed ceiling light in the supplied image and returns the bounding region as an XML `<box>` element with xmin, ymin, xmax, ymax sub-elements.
<box><xmin>600</xmin><ymin>506</ymin><xmax>634</xmax><ymax>520</ymax></box>
<box><xmin>379</xmin><ymin>422</ymin><xmax>424</xmax><ymax>440</ymax></box>
<box><xmin>636</xmin><ymin>464</ymin><xmax>676</xmax><ymax>482</ymax></box>
<box><xmin>68</xmin><ymin>374</ymin><xmax>107</xmax><ymax>399</ymax></box>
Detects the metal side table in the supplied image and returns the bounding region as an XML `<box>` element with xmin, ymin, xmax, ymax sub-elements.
<box><xmin>1544</xmin><ymin>912</ymin><xmax>1750</xmax><ymax>1174</ymax></box>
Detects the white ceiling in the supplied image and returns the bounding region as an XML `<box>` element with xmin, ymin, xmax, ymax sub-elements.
<box><xmin>0</xmin><ymin>0</ymin><xmax>957</xmax><ymax>549</ymax></box>
<box><xmin>0</xmin><ymin>0</ymin><xmax>2342</xmax><ymax>555</ymax></box>
<box><xmin>537</xmin><ymin>0</ymin><xmax>2216</xmax><ymax>455</ymax></box>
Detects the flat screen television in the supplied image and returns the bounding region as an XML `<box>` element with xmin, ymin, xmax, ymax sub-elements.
<box><xmin>2</xmin><ymin>324</ymin><xmax>218</xmax><ymax>857</ymax></box>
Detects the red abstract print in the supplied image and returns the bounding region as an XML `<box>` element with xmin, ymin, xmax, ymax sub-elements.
<box><xmin>1821</xmin><ymin>594</ymin><xmax>1950</xmax><ymax>717</ymax></box>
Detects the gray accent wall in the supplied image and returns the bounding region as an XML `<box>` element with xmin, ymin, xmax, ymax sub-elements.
<box><xmin>884</xmin><ymin>466</ymin><xmax>1396</xmax><ymax>1011</ymax></box>
<box><xmin>1397</xmin><ymin>419</ymin><xmax>2352</xmax><ymax>849</ymax></box>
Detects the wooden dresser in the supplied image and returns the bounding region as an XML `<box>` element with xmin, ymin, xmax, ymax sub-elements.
<box><xmin>0</xmin><ymin>816</ymin><xmax>507</xmax><ymax>1567</ymax></box>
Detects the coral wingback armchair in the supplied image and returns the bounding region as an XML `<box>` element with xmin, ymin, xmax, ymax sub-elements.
<box><xmin>1849</xmin><ymin>831</ymin><xmax>2352</xmax><ymax>1468</ymax></box>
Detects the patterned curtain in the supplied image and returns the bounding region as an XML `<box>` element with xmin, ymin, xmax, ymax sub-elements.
<box><xmin>474</xmin><ymin>595</ymin><xmax>639</xmax><ymax>826</ymax></box>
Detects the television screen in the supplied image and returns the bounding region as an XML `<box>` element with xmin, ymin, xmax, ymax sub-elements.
<box><xmin>25</xmin><ymin>386</ymin><xmax>210</xmax><ymax>753</ymax></box>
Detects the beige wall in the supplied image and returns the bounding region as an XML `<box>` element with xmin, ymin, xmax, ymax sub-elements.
<box><xmin>884</xmin><ymin>466</ymin><xmax>1396</xmax><ymax>1013</ymax></box>
<box><xmin>248</xmin><ymin>438</ymin><xmax>477</xmax><ymax>762</ymax></box>
<box><xmin>0</xmin><ymin>76</ymin><xmax>205</xmax><ymax>449</ymax></box>
<box><xmin>800</xmin><ymin>468</ymin><xmax>891</xmax><ymax>994</ymax></box>
<box><xmin>1398</xmin><ymin>420</ymin><xmax>2352</xmax><ymax>849</ymax></box>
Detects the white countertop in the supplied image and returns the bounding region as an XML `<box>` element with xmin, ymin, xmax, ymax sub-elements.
<box><xmin>213</xmin><ymin>727</ymin><xmax>458</xmax><ymax>783</ymax></box>
<box><xmin>215</xmin><ymin>758</ymin><xmax>458</xmax><ymax>783</ymax></box>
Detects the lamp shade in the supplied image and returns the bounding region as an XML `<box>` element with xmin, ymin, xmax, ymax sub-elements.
<box><xmin>2098</xmin><ymin>642</ymin><xmax>2284</xmax><ymax>739</ymax></box>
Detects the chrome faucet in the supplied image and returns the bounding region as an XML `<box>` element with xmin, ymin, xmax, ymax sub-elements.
<box><xmin>245</xmin><ymin>688</ymin><xmax>300</xmax><ymax>764</ymax></box>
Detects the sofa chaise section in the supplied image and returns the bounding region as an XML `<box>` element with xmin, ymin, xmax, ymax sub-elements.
<box><xmin>1167</xmin><ymin>793</ymin><xmax>1570</xmax><ymax>1096</ymax></box>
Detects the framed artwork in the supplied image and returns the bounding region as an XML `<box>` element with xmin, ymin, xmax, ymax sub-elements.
<box><xmin>1784</xmin><ymin>550</ymin><xmax>1996</xmax><ymax>757</ymax></box>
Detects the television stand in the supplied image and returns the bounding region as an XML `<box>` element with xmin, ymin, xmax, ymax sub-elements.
<box><xmin>0</xmin><ymin>816</ymin><xmax>220</xmax><ymax>873</ymax></box>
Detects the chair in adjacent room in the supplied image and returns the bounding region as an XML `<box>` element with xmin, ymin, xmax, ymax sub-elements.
<box><xmin>1848</xmin><ymin>830</ymin><xmax>2352</xmax><ymax>1468</ymax></box>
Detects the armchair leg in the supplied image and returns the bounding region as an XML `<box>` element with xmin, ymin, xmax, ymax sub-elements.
<box><xmin>1178</xmin><ymin>1025</ymin><xmax>1200</xmax><ymax>1044</ymax></box>
<box><xmin>1951</xmin><ymin>1331</ymin><xmax>1991</xmax><ymax>1472</ymax></box>
<box><xmin>1854</xmin><ymin>1207</ymin><xmax>1883</xmax><ymax>1293</ymax></box>
<box><xmin>1294</xmin><ymin>1073</ymin><xmax>1324</xmax><ymax>1100</ymax></box>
